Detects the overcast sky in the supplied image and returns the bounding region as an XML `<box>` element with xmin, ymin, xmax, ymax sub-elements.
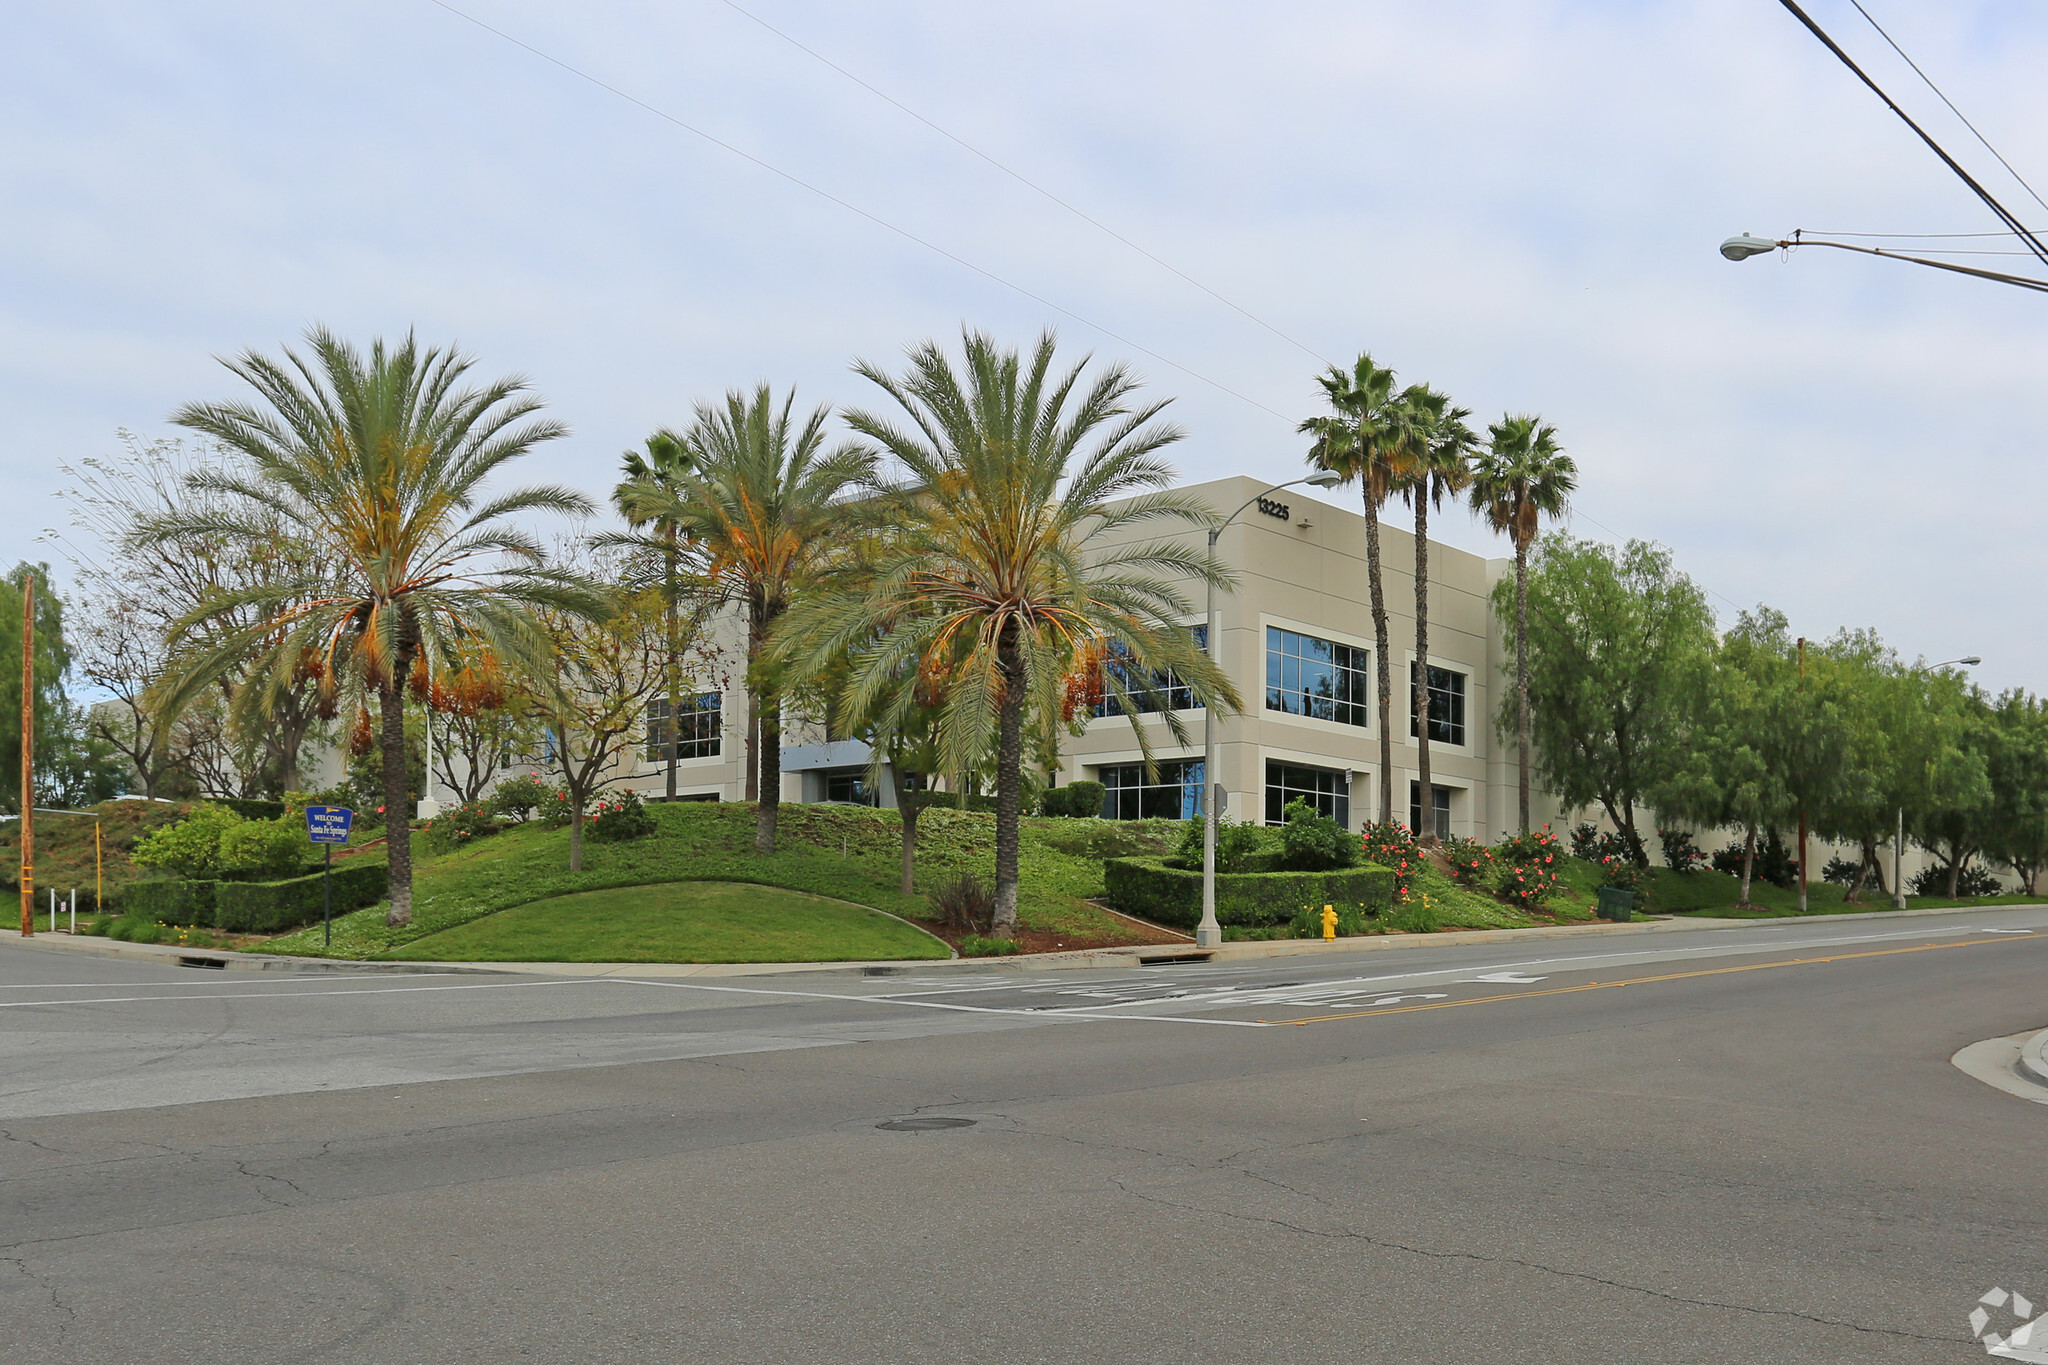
<box><xmin>6</xmin><ymin>1</ymin><xmax>2045</xmax><ymax>688</ymax></box>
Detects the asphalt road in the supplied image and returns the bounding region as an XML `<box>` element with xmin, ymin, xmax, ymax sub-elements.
<box><xmin>4</xmin><ymin>908</ymin><xmax>2046</xmax><ymax>1363</ymax></box>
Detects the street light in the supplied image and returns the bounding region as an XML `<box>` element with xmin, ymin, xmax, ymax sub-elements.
<box><xmin>1720</xmin><ymin>231</ymin><xmax>2048</xmax><ymax>295</ymax></box>
<box><xmin>1195</xmin><ymin>470</ymin><xmax>1344</xmax><ymax>949</ymax></box>
<box><xmin>1894</xmin><ymin>655</ymin><xmax>1982</xmax><ymax>910</ymax></box>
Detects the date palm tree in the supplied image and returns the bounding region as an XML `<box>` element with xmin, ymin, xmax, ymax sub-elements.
<box><xmin>1299</xmin><ymin>354</ymin><xmax>1413</xmax><ymax>826</ymax></box>
<box><xmin>613</xmin><ymin>386</ymin><xmax>875</xmax><ymax>853</ymax></box>
<box><xmin>1469</xmin><ymin>414</ymin><xmax>1576</xmax><ymax>832</ymax></box>
<box><xmin>1396</xmin><ymin>385</ymin><xmax>1477</xmax><ymax>844</ymax></box>
<box><xmin>791</xmin><ymin>329</ymin><xmax>1238</xmax><ymax>937</ymax></box>
<box><xmin>613</xmin><ymin>430</ymin><xmax>696</xmax><ymax>801</ymax></box>
<box><xmin>156</xmin><ymin>327</ymin><xmax>598</xmax><ymax>926</ymax></box>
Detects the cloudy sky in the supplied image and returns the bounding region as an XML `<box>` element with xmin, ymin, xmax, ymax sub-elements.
<box><xmin>6</xmin><ymin>1</ymin><xmax>2045</xmax><ymax>687</ymax></box>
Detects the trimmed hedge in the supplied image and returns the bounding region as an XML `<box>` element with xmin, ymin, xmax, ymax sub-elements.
<box><xmin>1104</xmin><ymin>856</ymin><xmax>1395</xmax><ymax>930</ymax></box>
<box><xmin>214</xmin><ymin>862</ymin><xmax>389</xmax><ymax>933</ymax></box>
<box><xmin>218</xmin><ymin>798</ymin><xmax>288</xmax><ymax>821</ymax></box>
<box><xmin>129</xmin><ymin>878</ymin><xmax>220</xmax><ymax>925</ymax></box>
<box><xmin>131</xmin><ymin>862</ymin><xmax>389</xmax><ymax>933</ymax></box>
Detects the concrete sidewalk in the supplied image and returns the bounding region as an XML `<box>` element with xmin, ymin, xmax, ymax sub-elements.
<box><xmin>2</xmin><ymin>901</ymin><xmax>2017</xmax><ymax>979</ymax></box>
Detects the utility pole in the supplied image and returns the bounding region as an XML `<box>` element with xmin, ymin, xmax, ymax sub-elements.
<box><xmin>18</xmin><ymin>573</ymin><xmax>33</xmax><ymax>937</ymax></box>
<box><xmin>1796</xmin><ymin>636</ymin><xmax>1808</xmax><ymax>915</ymax></box>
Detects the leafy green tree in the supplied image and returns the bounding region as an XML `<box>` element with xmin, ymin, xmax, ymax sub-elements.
<box><xmin>1469</xmin><ymin>414</ymin><xmax>1577</xmax><ymax>833</ymax></box>
<box><xmin>1395</xmin><ymin>386</ymin><xmax>1476</xmax><ymax>841</ymax></box>
<box><xmin>156</xmin><ymin>328</ymin><xmax>598</xmax><ymax>926</ymax></box>
<box><xmin>791</xmin><ymin>329</ymin><xmax>1239</xmax><ymax>936</ymax></box>
<box><xmin>1653</xmin><ymin>626</ymin><xmax>1779</xmax><ymax>906</ymax></box>
<box><xmin>1979</xmin><ymin>688</ymin><xmax>2048</xmax><ymax>894</ymax></box>
<box><xmin>1300</xmin><ymin>354</ymin><xmax>1407</xmax><ymax>825</ymax></box>
<box><xmin>0</xmin><ymin>563</ymin><xmax>121</xmax><ymax>813</ymax></box>
<box><xmin>1909</xmin><ymin>674</ymin><xmax>1994</xmax><ymax>897</ymax></box>
<box><xmin>1507</xmin><ymin>535</ymin><xmax>1714</xmax><ymax>864</ymax></box>
<box><xmin>613</xmin><ymin>387</ymin><xmax>874</xmax><ymax>853</ymax></box>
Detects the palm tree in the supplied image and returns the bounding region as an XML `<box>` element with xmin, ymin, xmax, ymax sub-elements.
<box><xmin>156</xmin><ymin>327</ymin><xmax>597</xmax><ymax>926</ymax></box>
<box><xmin>1395</xmin><ymin>386</ymin><xmax>1477</xmax><ymax>844</ymax></box>
<box><xmin>613</xmin><ymin>386</ymin><xmax>874</xmax><ymax>853</ymax></box>
<box><xmin>1299</xmin><ymin>354</ymin><xmax>1410</xmax><ymax>826</ymax></box>
<box><xmin>792</xmin><ymin>329</ymin><xmax>1238</xmax><ymax>937</ymax></box>
<box><xmin>1468</xmin><ymin>414</ymin><xmax>1576</xmax><ymax>833</ymax></box>
<box><xmin>613</xmin><ymin>430</ymin><xmax>695</xmax><ymax>801</ymax></box>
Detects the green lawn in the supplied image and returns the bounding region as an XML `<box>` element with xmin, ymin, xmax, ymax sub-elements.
<box><xmin>395</xmin><ymin>881</ymin><xmax>951</xmax><ymax>962</ymax></box>
<box><xmin>261</xmin><ymin>801</ymin><xmax>1182</xmax><ymax>961</ymax></box>
<box><xmin>1633</xmin><ymin>866</ymin><xmax>2041</xmax><ymax>917</ymax></box>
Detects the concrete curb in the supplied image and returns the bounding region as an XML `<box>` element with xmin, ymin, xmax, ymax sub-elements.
<box><xmin>4</xmin><ymin>899</ymin><xmax>2028</xmax><ymax>980</ymax></box>
<box><xmin>2021</xmin><ymin>1029</ymin><xmax>2048</xmax><ymax>1088</ymax></box>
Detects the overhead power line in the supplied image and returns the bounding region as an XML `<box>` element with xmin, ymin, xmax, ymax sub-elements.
<box><xmin>716</xmin><ymin>0</ymin><xmax>1331</xmax><ymax>365</ymax></box>
<box><xmin>1846</xmin><ymin>0</ymin><xmax>2048</xmax><ymax>219</ymax></box>
<box><xmin>1774</xmin><ymin>0</ymin><xmax>2048</xmax><ymax>271</ymax></box>
<box><xmin>421</xmin><ymin>0</ymin><xmax>1297</xmax><ymax>423</ymax></box>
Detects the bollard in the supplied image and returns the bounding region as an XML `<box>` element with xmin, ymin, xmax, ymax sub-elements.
<box><xmin>1321</xmin><ymin>904</ymin><xmax>1337</xmax><ymax>942</ymax></box>
<box><xmin>49</xmin><ymin>887</ymin><xmax>57</xmax><ymax>933</ymax></box>
<box><xmin>68</xmin><ymin>889</ymin><xmax>76</xmax><ymax>934</ymax></box>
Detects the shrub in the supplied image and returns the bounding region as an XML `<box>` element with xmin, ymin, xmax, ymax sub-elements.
<box><xmin>1173</xmin><ymin>816</ymin><xmax>1267</xmax><ymax>873</ymax></box>
<box><xmin>1908</xmin><ymin>861</ymin><xmax>2003</xmax><ymax>897</ymax></box>
<box><xmin>1491</xmin><ymin>827</ymin><xmax>1564</xmax><ymax>909</ymax></box>
<box><xmin>1821</xmin><ymin>855</ymin><xmax>1862</xmax><ymax>887</ymax></box>
<box><xmin>218</xmin><ymin>798</ymin><xmax>287</xmax><ymax>821</ymax></box>
<box><xmin>538</xmin><ymin>787</ymin><xmax>575</xmax><ymax>827</ymax></box>
<box><xmin>927</xmin><ymin>872</ymin><xmax>995</xmax><ymax>934</ymax></box>
<box><xmin>131</xmin><ymin>803</ymin><xmax>244</xmax><ymax>880</ymax></box>
<box><xmin>128</xmin><ymin>878</ymin><xmax>221</xmax><ymax>926</ymax></box>
<box><xmin>1442</xmin><ymin>833</ymin><xmax>1496</xmax><ymax>887</ymax></box>
<box><xmin>1279</xmin><ymin>799</ymin><xmax>1357</xmax><ymax>871</ymax></box>
<box><xmin>1711</xmin><ymin>830</ymin><xmax>1798</xmax><ymax>889</ymax></box>
<box><xmin>1038</xmin><ymin>781</ymin><xmax>1106</xmax><ymax>818</ymax></box>
<box><xmin>108</xmin><ymin>915</ymin><xmax>164</xmax><ymax>943</ymax></box>
<box><xmin>586</xmin><ymin>788</ymin><xmax>657</xmax><ymax>842</ymax></box>
<box><xmin>1659</xmin><ymin>828</ymin><xmax>1707</xmax><ymax>874</ymax></box>
<box><xmin>491</xmin><ymin>773</ymin><xmax>550</xmax><ymax>823</ymax></box>
<box><xmin>81</xmin><ymin>913</ymin><xmax>117</xmax><ymax>937</ymax></box>
<box><xmin>1104</xmin><ymin>857</ymin><xmax>1394</xmax><ymax>930</ymax></box>
<box><xmin>214</xmin><ymin>860</ymin><xmax>389</xmax><ymax>933</ymax></box>
<box><xmin>218</xmin><ymin>818</ymin><xmax>309</xmax><ymax>880</ymax></box>
<box><xmin>1360</xmin><ymin>821</ymin><xmax>1422</xmax><ymax>902</ymax></box>
<box><xmin>423</xmin><ymin>799</ymin><xmax>499</xmax><ymax>851</ymax></box>
<box><xmin>1570</xmin><ymin>822</ymin><xmax>1643</xmax><ymax>865</ymax></box>
<box><xmin>1595</xmin><ymin>854</ymin><xmax>1650</xmax><ymax>902</ymax></box>
<box><xmin>958</xmin><ymin>934</ymin><xmax>1023</xmax><ymax>957</ymax></box>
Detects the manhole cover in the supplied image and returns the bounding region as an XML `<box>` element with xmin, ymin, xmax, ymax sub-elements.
<box><xmin>876</xmin><ymin>1117</ymin><xmax>977</xmax><ymax>1132</ymax></box>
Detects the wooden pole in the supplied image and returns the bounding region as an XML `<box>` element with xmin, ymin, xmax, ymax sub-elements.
<box><xmin>19</xmin><ymin>573</ymin><xmax>33</xmax><ymax>937</ymax></box>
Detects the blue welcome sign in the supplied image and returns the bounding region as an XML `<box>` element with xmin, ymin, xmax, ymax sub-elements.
<box><xmin>305</xmin><ymin>805</ymin><xmax>355</xmax><ymax>845</ymax></box>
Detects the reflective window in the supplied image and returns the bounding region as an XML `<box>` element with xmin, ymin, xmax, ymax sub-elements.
<box><xmin>1266</xmin><ymin>761</ymin><xmax>1351</xmax><ymax>827</ymax></box>
<box><xmin>824</xmin><ymin>768</ymin><xmax>878</xmax><ymax>806</ymax></box>
<box><xmin>1092</xmin><ymin>625</ymin><xmax>1208</xmax><ymax>717</ymax></box>
<box><xmin>1408</xmin><ymin>666</ymin><xmax>1467</xmax><ymax>746</ymax></box>
<box><xmin>1265</xmin><ymin>628</ymin><xmax>1370</xmax><ymax>727</ymax></box>
<box><xmin>646</xmin><ymin>693</ymin><xmax>723</xmax><ymax>762</ymax></box>
<box><xmin>1097</xmin><ymin>760</ymin><xmax>1205</xmax><ymax>820</ymax></box>
<box><xmin>1409</xmin><ymin>782</ymin><xmax>1452</xmax><ymax>839</ymax></box>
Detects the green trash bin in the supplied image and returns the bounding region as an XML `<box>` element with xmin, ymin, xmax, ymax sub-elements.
<box><xmin>1595</xmin><ymin>887</ymin><xmax>1635</xmax><ymax>922</ymax></box>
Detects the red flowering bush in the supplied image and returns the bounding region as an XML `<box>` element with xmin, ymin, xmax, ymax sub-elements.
<box><xmin>1360</xmin><ymin>820</ymin><xmax>1422</xmax><ymax>904</ymax></box>
<box><xmin>587</xmin><ymin>787</ymin><xmax>657</xmax><ymax>842</ymax></box>
<box><xmin>1442</xmin><ymin>833</ymin><xmax>1496</xmax><ymax>887</ymax></box>
<box><xmin>1490</xmin><ymin>826</ymin><xmax>1564</xmax><ymax>909</ymax></box>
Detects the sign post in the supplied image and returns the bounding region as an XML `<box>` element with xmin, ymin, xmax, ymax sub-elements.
<box><xmin>304</xmin><ymin>805</ymin><xmax>354</xmax><ymax>946</ymax></box>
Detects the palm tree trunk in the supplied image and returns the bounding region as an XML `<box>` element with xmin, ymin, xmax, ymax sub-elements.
<box><xmin>379</xmin><ymin>680</ymin><xmax>413</xmax><ymax>927</ymax></box>
<box><xmin>991</xmin><ymin>634</ymin><xmax>1026</xmax><ymax>936</ymax></box>
<box><xmin>664</xmin><ymin>538</ymin><xmax>679</xmax><ymax>802</ymax></box>
<box><xmin>1363</xmin><ymin>488</ymin><xmax>1393</xmax><ymax>826</ymax></box>
<box><xmin>899</xmin><ymin>791</ymin><xmax>922</xmax><ymax>896</ymax></box>
<box><xmin>750</xmin><ymin>602</ymin><xmax>780</xmax><ymax>854</ymax></box>
<box><xmin>1413</xmin><ymin>492</ymin><xmax>1434</xmax><ymax>844</ymax></box>
<box><xmin>1514</xmin><ymin>537</ymin><xmax>1532</xmax><ymax>834</ymax></box>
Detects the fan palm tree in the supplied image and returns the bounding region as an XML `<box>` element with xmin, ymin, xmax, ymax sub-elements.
<box><xmin>613</xmin><ymin>386</ymin><xmax>875</xmax><ymax>853</ymax></box>
<box><xmin>155</xmin><ymin>327</ymin><xmax>598</xmax><ymax>926</ymax></box>
<box><xmin>1395</xmin><ymin>386</ymin><xmax>1477</xmax><ymax>844</ymax></box>
<box><xmin>790</xmin><ymin>329</ymin><xmax>1238</xmax><ymax>937</ymax></box>
<box><xmin>1299</xmin><ymin>354</ymin><xmax>1414</xmax><ymax>826</ymax></box>
<box><xmin>613</xmin><ymin>430</ymin><xmax>696</xmax><ymax>800</ymax></box>
<box><xmin>1469</xmin><ymin>415</ymin><xmax>1576</xmax><ymax>832</ymax></box>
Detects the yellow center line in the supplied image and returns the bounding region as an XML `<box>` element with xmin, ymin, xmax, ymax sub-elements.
<box><xmin>1260</xmin><ymin>935</ymin><xmax>2033</xmax><ymax>1026</ymax></box>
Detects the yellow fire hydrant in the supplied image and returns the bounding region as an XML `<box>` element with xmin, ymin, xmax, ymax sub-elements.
<box><xmin>1321</xmin><ymin>904</ymin><xmax>1337</xmax><ymax>941</ymax></box>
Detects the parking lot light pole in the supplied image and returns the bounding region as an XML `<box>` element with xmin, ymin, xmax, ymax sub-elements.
<box><xmin>1897</xmin><ymin>655</ymin><xmax>1981</xmax><ymax>909</ymax></box>
<box><xmin>1197</xmin><ymin>472</ymin><xmax>1343</xmax><ymax>949</ymax></box>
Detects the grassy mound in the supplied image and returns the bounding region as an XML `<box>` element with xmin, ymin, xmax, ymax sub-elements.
<box><xmin>262</xmin><ymin>801</ymin><xmax>1182</xmax><ymax>961</ymax></box>
<box><xmin>0</xmin><ymin>799</ymin><xmax>198</xmax><ymax>911</ymax></box>
<box><xmin>396</xmin><ymin>881</ymin><xmax>951</xmax><ymax>962</ymax></box>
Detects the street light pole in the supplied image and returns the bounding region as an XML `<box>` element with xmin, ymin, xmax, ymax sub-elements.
<box><xmin>1197</xmin><ymin>472</ymin><xmax>1342</xmax><ymax>949</ymax></box>
<box><xmin>1720</xmin><ymin>232</ymin><xmax>2048</xmax><ymax>294</ymax></box>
